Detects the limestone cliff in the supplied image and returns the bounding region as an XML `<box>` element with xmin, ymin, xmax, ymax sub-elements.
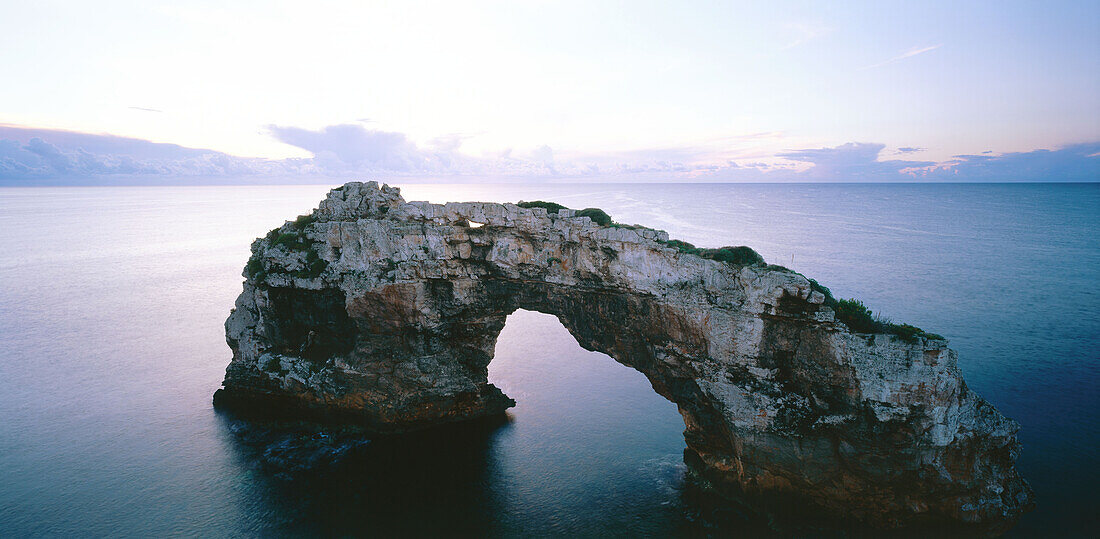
<box><xmin>216</xmin><ymin>181</ymin><xmax>1033</xmax><ymax>534</ymax></box>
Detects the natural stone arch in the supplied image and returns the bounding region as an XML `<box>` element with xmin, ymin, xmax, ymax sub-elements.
<box><xmin>217</xmin><ymin>182</ymin><xmax>1033</xmax><ymax>534</ymax></box>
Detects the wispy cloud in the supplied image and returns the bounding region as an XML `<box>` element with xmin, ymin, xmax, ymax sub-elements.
<box><xmin>780</xmin><ymin>21</ymin><xmax>831</xmax><ymax>50</ymax></box>
<box><xmin>128</xmin><ymin>106</ymin><xmax>163</xmax><ymax>113</ymax></box>
<box><xmin>860</xmin><ymin>44</ymin><xmax>942</xmax><ymax>70</ymax></box>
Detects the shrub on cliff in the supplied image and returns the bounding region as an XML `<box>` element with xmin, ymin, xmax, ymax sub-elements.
<box><xmin>245</xmin><ymin>255</ymin><xmax>265</xmax><ymax>280</ymax></box>
<box><xmin>293</xmin><ymin>249</ymin><xmax>329</xmax><ymax>279</ymax></box>
<box><xmin>765</xmin><ymin>264</ymin><xmax>798</xmax><ymax>273</ymax></box>
<box><xmin>891</xmin><ymin>323</ymin><xmax>943</xmax><ymax>342</ymax></box>
<box><xmin>661</xmin><ymin>239</ymin><xmax>700</xmax><ymax>254</ymax></box>
<box><xmin>292</xmin><ymin>213</ymin><xmax>317</xmax><ymax>230</ymax></box>
<box><xmin>658</xmin><ymin>240</ymin><xmax>764</xmax><ymax>267</ymax></box>
<box><xmin>699</xmin><ymin>246</ymin><xmax>765</xmax><ymax>266</ymax></box>
<box><xmin>517</xmin><ymin>201</ymin><xmax>567</xmax><ymax>214</ymax></box>
<box><xmin>832</xmin><ymin>298</ymin><xmax>944</xmax><ymax>342</ymax></box>
<box><xmin>575</xmin><ymin>207</ymin><xmax>612</xmax><ymax>226</ymax></box>
<box><xmin>834</xmin><ymin>299</ymin><xmax>880</xmax><ymax>333</ymax></box>
<box><xmin>516</xmin><ymin>201</ymin><xmax>629</xmax><ymax>229</ymax></box>
<box><xmin>608</xmin><ymin>222</ymin><xmax>648</xmax><ymax>230</ymax></box>
<box><xmin>260</xmin><ymin>214</ymin><xmax>316</xmax><ymax>252</ymax></box>
<box><xmin>808</xmin><ymin>279</ymin><xmax>837</xmax><ymax>307</ymax></box>
<box><xmin>273</xmin><ymin>231</ymin><xmax>310</xmax><ymax>251</ymax></box>
<box><xmin>263</xmin><ymin>356</ymin><xmax>288</xmax><ymax>376</ymax></box>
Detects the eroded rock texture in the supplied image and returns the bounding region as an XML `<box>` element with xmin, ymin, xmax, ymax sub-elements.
<box><xmin>217</xmin><ymin>181</ymin><xmax>1033</xmax><ymax>534</ymax></box>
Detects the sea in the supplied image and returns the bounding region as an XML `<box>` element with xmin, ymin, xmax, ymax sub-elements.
<box><xmin>0</xmin><ymin>182</ymin><xmax>1096</xmax><ymax>537</ymax></box>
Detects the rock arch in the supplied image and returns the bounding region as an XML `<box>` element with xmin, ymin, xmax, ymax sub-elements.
<box><xmin>217</xmin><ymin>182</ymin><xmax>1032</xmax><ymax>533</ymax></box>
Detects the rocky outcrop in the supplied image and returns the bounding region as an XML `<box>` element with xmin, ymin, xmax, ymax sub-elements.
<box><xmin>216</xmin><ymin>181</ymin><xmax>1033</xmax><ymax>534</ymax></box>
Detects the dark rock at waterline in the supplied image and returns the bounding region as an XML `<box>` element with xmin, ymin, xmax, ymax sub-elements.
<box><xmin>223</xmin><ymin>420</ymin><xmax>372</xmax><ymax>479</ymax></box>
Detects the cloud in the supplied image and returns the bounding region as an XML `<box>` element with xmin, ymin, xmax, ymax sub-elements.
<box><xmin>268</xmin><ymin>124</ymin><xmax>561</xmax><ymax>177</ymax></box>
<box><xmin>0</xmin><ymin>125</ymin><xmax>296</xmax><ymax>181</ymax></box>
<box><xmin>775</xmin><ymin>143</ymin><xmax>933</xmax><ymax>181</ymax></box>
<box><xmin>128</xmin><ymin>106</ymin><xmax>163</xmax><ymax>113</ymax></box>
<box><xmin>268</xmin><ymin>124</ymin><xmax>432</xmax><ymax>173</ymax></box>
<box><xmin>926</xmin><ymin>142</ymin><xmax>1100</xmax><ymax>182</ymax></box>
<box><xmin>0</xmin><ymin>124</ymin><xmax>1095</xmax><ymax>184</ymax></box>
<box><xmin>860</xmin><ymin>44</ymin><xmax>942</xmax><ymax>70</ymax></box>
<box><xmin>688</xmin><ymin>142</ymin><xmax>1099</xmax><ymax>183</ymax></box>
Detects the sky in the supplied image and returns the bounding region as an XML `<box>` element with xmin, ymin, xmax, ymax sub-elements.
<box><xmin>1</xmin><ymin>0</ymin><xmax>1098</xmax><ymax>183</ymax></box>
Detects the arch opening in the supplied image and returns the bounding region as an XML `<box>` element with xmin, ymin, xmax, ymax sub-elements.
<box><xmin>482</xmin><ymin>308</ymin><xmax>692</xmax><ymax>532</ymax></box>
<box><xmin>486</xmin><ymin>308</ymin><xmax>685</xmax><ymax>446</ymax></box>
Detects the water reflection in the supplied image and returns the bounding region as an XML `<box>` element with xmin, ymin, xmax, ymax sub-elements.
<box><xmin>213</xmin><ymin>410</ymin><xmax>789</xmax><ymax>537</ymax></box>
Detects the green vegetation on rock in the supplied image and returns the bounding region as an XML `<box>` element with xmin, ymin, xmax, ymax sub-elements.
<box><xmin>699</xmin><ymin>246</ymin><xmax>765</xmax><ymax>266</ymax></box>
<box><xmin>832</xmin><ymin>298</ymin><xmax>944</xmax><ymax>343</ymax></box>
<box><xmin>263</xmin><ymin>356</ymin><xmax>288</xmax><ymax>376</ymax></box>
<box><xmin>656</xmin><ymin>239</ymin><xmax>765</xmax><ymax>267</ymax></box>
<box><xmin>248</xmin><ymin>212</ymin><xmax>329</xmax><ymax>281</ymax></box>
<box><xmin>293</xmin><ymin>249</ymin><xmax>329</xmax><ymax>279</ymax></box>
<box><xmin>273</xmin><ymin>231</ymin><xmax>310</xmax><ymax>250</ymax></box>
<box><xmin>660</xmin><ymin>239</ymin><xmax>699</xmax><ymax>253</ymax></box>
<box><xmin>517</xmin><ymin>200</ymin><xmax>567</xmax><ymax>214</ymax></box>
<box><xmin>607</xmin><ymin>222</ymin><xmax>648</xmax><ymax>230</ymax></box>
<box><xmin>808</xmin><ymin>279</ymin><xmax>836</xmax><ymax>305</ymax></box>
<box><xmin>293</xmin><ymin>213</ymin><xmax>317</xmax><ymax>229</ymax></box>
<box><xmin>575</xmin><ymin>207</ymin><xmax>612</xmax><ymax>226</ymax></box>
<box><xmin>245</xmin><ymin>255</ymin><xmax>266</xmax><ymax>280</ymax></box>
<box><xmin>262</xmin><ymin>213</ymin><xmax>318</xmax><ymax>252</ymax></box>
<box><xmin>516</xmin><ymin>201</ymin><xmax>656</xmax><ymax>231</ymax></box>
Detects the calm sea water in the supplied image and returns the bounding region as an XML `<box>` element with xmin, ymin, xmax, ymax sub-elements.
<box><xmin>0</xmin><ymin>183</ymin><xmax>1096</xmax><ymax>536</ymax></box>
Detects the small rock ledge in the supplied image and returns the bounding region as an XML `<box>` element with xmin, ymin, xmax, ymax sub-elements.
<box><xmin>216</xmin><ymin>181</ymin><xmax>1033</xmax><ymax>534</ymax></box>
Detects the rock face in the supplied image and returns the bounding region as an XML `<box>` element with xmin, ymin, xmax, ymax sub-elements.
<box><xmin>217</xmin><ymin>181</ymin><xmax>1033</xmax><ymax>534</ymax></box>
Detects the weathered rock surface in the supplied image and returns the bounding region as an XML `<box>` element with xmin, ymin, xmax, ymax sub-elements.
<box><xmin>216</xmin><ymin>181</ymin><xmax>1033</xmax><ymax>534</ymax></box>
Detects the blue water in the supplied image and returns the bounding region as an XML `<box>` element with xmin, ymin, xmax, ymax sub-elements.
<box><xmin>0</xmin><ymin>183</ymin><xmax>1096</xmax><ymax>536</ymax></box>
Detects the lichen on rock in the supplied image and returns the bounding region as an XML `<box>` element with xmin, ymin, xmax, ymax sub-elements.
<box><xmin>216</xmin><ymin>181</ymin><xmax>1034</xmax><ymax>534</ymax></box>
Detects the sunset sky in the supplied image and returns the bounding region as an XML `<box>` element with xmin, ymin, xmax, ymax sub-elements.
<box><xmin>1</xmin><ymin>0</ymin><xmax>1098</xmax><ymax>182</ymax></box>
